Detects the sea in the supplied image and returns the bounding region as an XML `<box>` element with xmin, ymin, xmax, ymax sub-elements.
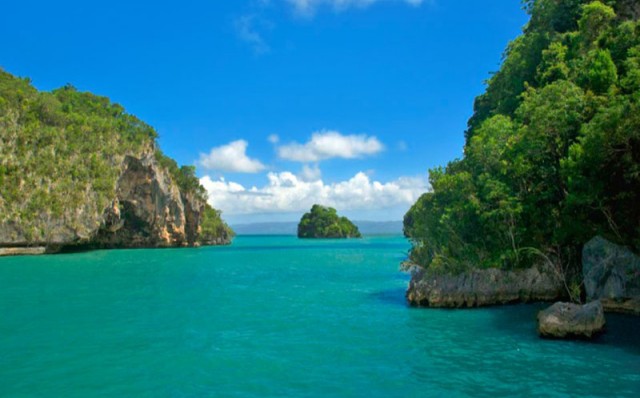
<box><xmin>1</xmin><ymin>235</ymin><xmax>638</xmax><ymax>397</ymax></box>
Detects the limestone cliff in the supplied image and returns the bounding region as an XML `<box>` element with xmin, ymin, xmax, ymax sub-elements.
<box><xmin>93</xmin><ymin>152</ymin><xmax>205</xmax><ymax>249</ymax></box>
<box><xmin>0</xmin><ymin>148</ymin><xmax>231</xmax><ymax>253</ymax></box>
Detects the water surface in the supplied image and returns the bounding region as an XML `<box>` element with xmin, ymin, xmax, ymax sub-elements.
<box><xmin>1</xmin><ymin>236</ymin><xmax>638</xmax><ymax>397</ymax></box>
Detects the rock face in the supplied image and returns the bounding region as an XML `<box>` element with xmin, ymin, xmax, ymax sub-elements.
<box><xmin>537</xmin><ymin>301</ymin><xmax>606</xmax><ymax>339</ymax></box>
<box><xmin>406</xmin><ymin>266</ymin><xmax>564</xmax><ymax>307</ymax></box>
<box><xmin>93</xmin><ymin>154</ymin><xmax>198</xmax><ymax>248</ymax></box>
<box><xmin>0</xmin><ymin>150</ymin><xmax>229</xmax><ymax>254</ymax></box>
<box><xmin>0</xmin><ymin>187</ymin><xmax>105</xmax><ymax>250</ymax></box>
<box><xmin>583</xmin><ymin>236</ymin><xmax>640</xmax><ymax>315</ymax></box>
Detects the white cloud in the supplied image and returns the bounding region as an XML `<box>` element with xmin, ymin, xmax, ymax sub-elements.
<box><xmin>198</xmin><ymin>140</ymin><xmax>266</xmax><ymax>173</ymax></box>
<box><xmin>200</xmin><ymin>171</ymin><xmax>427</xmax><ymax>215</ymax></box>
<box><xmin>235</xmin><ymin>14</ymin><xmax>270</xmax><ymax>54</ymax></box>
<box><xmin>285</xmin><ymin>0</ymin><xmax>423</xmax><ymax>16</ymax></box>
<box><xmin>236</xmin><ymin>1</ymin><xmax>425</xmax><ymax>52</ymax></box>
<box><xmin>268</xmin><ymin>134</ymin><xmax>280</xmax><ymax>144</ymax></box>
<box><xmin>277</xmin><ymin>130</ymin><xmax>384</xmax><ymax>162</ymax></box>
<box><xmin>299</xmin><ymin>164</ymin><xmax>322</xmax><ymax>181</ymax></box>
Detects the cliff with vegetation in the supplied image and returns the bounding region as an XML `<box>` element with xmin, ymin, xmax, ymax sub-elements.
<box><xmin>404</xmin><ymin>0</ymin><xmax>640</xmax><ymax>302</ymax></box>
<box><xmin>298</xmin><ymin>205</ymin><xmax>361</xmax><ymax>239</ymax></box>
<box><xmin>0</xmin><ymin>69</ymin><xmax>233</xmax><ymax>253</ymax></box>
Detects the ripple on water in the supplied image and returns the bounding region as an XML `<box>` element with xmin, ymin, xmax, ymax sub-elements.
<box><xmin>0</xmin><ymin>236</ymin><xmax>639</xmax><ymax>398</ymax></box>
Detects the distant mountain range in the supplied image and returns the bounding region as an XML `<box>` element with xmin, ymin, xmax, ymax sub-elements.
<box><xmin>231</xmin><ymin>221</ymin><xmax>404</xmax><ymax>236</ymax></box>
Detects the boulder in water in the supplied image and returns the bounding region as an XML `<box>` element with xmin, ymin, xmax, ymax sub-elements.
<box><xmin>537</xmin><ymin>301</ymin><xmax>605</xmax><ymax>339</ymax></box>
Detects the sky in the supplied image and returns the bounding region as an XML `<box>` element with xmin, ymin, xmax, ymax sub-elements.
<box><xmin>0</xmin><ymin>0</ymin><xmax>529</xmax><ymax>224</ymax></box>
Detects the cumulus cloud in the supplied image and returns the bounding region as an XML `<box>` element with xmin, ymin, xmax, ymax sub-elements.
<box><xmin>199</xmin><ymin>140</ymin><xmax>266</xmax><ymax>173</ymax></box>
<box><xmin>299</xmin><ymin>164</ymin><xmax>322</xmax><ymax>181</ymax></box>
<box><xmin>285</xmin><ymin>0</ymin><xmax>423</xmax><ymax>16</ymax></box>
<box><xmin>268</xmin><ymin>134</ymin><xmax>280</xmax><ymax>144</ymax></box>
<box><xmin>200</xmin><ymin>171</ymin><xmax>427</xmax><ymax>215</ymax></box>
<box><xmin>277</xmin><ymin>130</ymin><xmax>384</xmax><ymax>162</ymax></box>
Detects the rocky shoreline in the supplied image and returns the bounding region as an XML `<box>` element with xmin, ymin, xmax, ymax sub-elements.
<box><xmin>406</xmin><ymin>236</ymin><xmax>640</xmax><ymax>340</ymax></box>
<box><xmin>0</xmin><ymin>247</ymin><xmax>47</xmax><ymax>257</ymax></box>
<box><xmin>406</xmin><ymin>265</ymin><xmax>565</xmax><ymax>308</ymax></box>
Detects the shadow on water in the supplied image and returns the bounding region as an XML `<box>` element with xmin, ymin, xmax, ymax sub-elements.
<box><xmin>490</xmin><ymin>302</ymin><xmax>546</xmax><ymax>325</ymax></box>
<box><xmin>369</xmin><ymin>288</ymin><xmax>410</xmax><ymax>307</ymax></box>
<box><xmin>490</xmin><ymin>302</ymin><xmax>640</xmax><ymax>355</ymax></box>
<box><xmin>595</xmin><ymin>313</ymin><xmax>640</xmax><ymax>355</ymax></box>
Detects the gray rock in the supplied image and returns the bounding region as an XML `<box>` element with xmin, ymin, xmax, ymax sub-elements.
<box><xmin>583</xmin><ymin>236</ymin><xmax>640</xmax><ymax>314</ymax></box>
<box><xmin>537</xmin><ymin>301</ymin><xmax>605</xmax><ymax>339</ymax></box>
<box><xmin>406</xmin><ymin>266</ymin><xmax>564</xmax><ymax>308</ymax></box>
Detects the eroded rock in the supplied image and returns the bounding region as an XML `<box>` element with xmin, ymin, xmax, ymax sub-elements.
<box><xmin>0</xmin><ymin>149</ymin><xmax>230</xmax><ymax>253</ymax></box>
<box><xmin>406</xmin><ymin>266</ymin><xmax>564</xmax><ymax>308</ymax></box>
<box><xmin>583</xmin><ymin>236</ymin><xmax>640</xmax><ymax>315</ymax></box>
<box><xmin>93</xmin><ymin>154</ymin><xmax>188</xmax><ymax>248</ymax></box>
<box><xmin>537</xmin><ymin>301</ymin><xmax>605</xmax><ymax>339</ymax></box>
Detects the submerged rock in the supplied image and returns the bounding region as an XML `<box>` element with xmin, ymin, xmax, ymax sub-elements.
<box><xmin>406</xmin><ymin>266</ymin><xmax>564</xmax><ymax>307</ymax></box>
<box><xmin>537</xmin><ymin>301</ymin><xmax>605</xmax><ymax>339</ymax></box>
<box><xmin>583</xmin><ymin>236</ymin><xmax>640</xmax><ymax>315</ymax></box>
<box><xmin>599</xmin><ymin>298</ymin><xmax>640</xmax><ymax>315</ymax></box>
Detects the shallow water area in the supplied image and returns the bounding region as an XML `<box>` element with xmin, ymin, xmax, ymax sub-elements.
<box><xmin>1</xmin><ymin>235</ymin><xmax>639</xmax><ymax>397</ymax></box>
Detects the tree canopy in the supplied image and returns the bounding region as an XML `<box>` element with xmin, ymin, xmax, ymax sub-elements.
<box><xmin>199</xmin><ymin>204</ymin><xmax>235</xmax><ymax>244</ymax></box>
<box><xmin>404</xmin><ymin>1</ymin><xmax>640</xmax><ymax>280</ymax></box>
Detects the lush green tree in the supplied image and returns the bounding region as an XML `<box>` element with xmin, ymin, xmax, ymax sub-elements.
<box><xmin>621</xmin><ymin>46</ymin><xmax>640</xmax><ymax>91</ymax></box>
<box><xmin>199</xmin><ymin>205</ymin><xmax>234</xmax><ymax>244</ymax></box>
<box><xmin>405</xmin><ymin>0</ymin><xmax>640</xmax><ymax>284</ymax></box>
<box><xmin>579</xmin><ymin>49</ymin><xmax>618</xmax><ymax>93</ymax></box>
<box><xmin>538</xmin><ymin>42</ymin><xmax>571</xmax><ymax>83</ymax></box>
<box><xmin>578</xmin><ymin>1</ymin><xmax>616</xmax><ymax>45</ymax></box>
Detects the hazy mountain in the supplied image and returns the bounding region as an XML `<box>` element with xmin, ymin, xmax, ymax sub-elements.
<box><xmin>232</xmin><ymin>221</ymin><xmax>403</xmax><ymax>236</ymax></box>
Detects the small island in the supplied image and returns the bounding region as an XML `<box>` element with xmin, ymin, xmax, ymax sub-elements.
<box><xmin>297</xmin><ymin>205</ymin><xmax>361</xmax><ymax>239</ymax></box>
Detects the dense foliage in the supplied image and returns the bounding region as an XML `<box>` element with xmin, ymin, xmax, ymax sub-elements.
<box><xmin>154</xmin><ymin>151</ymin><xmax>207</xmax><ymax>202</ymax></box>
<box><xmin>404</xmin><ymin>1</ymin><xmax>640</xmax><ymax>281</ymax></box>
<box><xmin>0</xmin><ymin>69</ymin><xmax>225</xmax><ymax>241</ymax></box>
<box><xmin>298</xmin><ymin>205</ymin><xmax>361</xmax><ymax>238</ymax></box>
<box><xmin>199</xmin><ymin>204</ymin><xmax>235</xmax><ymax>243</ymax></box>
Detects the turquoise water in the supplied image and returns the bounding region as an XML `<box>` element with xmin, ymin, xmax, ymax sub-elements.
<box><xmin>1</xmin><ymin>235</ymin><xmax>639</xmax><ymax>397</ymax></box>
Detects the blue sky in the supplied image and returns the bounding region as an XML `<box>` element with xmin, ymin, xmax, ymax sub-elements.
<box><xmin>0</xmin><ymin>0</ymin><xmax>529</xmax><ymax>223</ymax></box>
